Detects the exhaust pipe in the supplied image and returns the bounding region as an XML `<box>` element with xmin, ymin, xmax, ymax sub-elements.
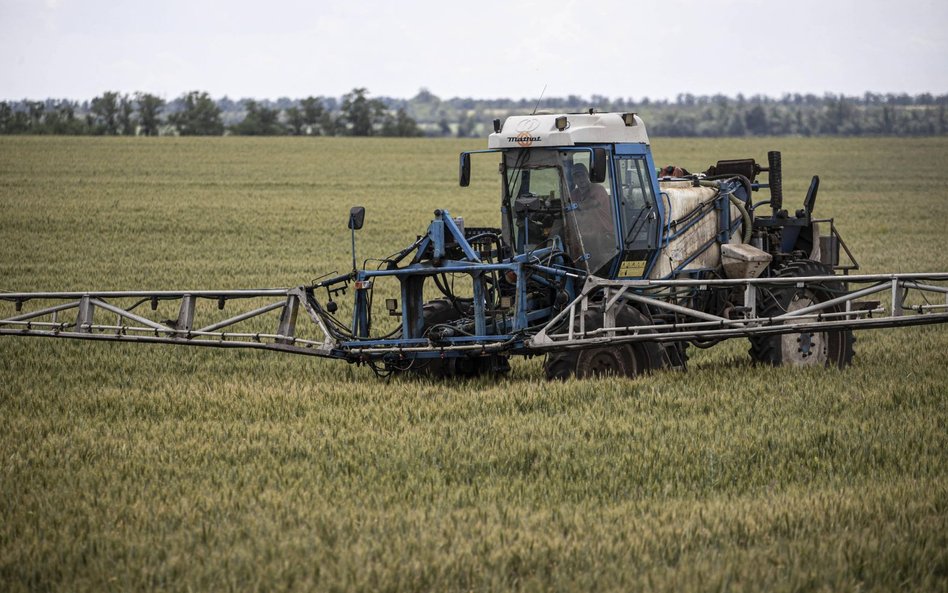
<box><xmin>768</xmin><ymin>150</ymin><xmax>783</xmax><ymax>216</ymax></box>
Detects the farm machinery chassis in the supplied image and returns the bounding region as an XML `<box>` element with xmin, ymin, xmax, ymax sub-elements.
<box><xmin>2</xmin><ymin>112</ymin><xmax>947</xmax><ymax>379</ymax></box>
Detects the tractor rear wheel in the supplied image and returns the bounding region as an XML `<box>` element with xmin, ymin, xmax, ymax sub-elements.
<box><xmin>748</xmin><ymin>259</ymin><xmax>854</xmax><ymax>368</ymax></box>
<box><xmin>544</xmin><ymin>304</ymin><xmax>662</xmax><ymax>380</ymax></box>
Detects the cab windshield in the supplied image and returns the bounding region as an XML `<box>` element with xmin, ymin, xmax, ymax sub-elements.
<box><xmin>501</xmin><ymin>149</ymin><xmax>618</xmax><ymax>275</ymax></box>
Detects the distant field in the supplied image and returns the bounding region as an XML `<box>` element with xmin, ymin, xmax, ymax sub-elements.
<box><xmin>1</xmin><ymin>136</ymin><xmax>946</xmax><ymax>592</ymax></box>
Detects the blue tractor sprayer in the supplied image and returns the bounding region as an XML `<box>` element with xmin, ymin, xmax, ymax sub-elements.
<box><xmin>3</xmin><ymin>112</ymin><xmax>947</xmax><ymax>379</ymax></box>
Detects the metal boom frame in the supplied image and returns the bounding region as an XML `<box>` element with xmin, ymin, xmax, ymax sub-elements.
<box><xmin>0</xmin><ymin>288</ymin><xmax>336</xmax><ymax>358</ymax></box>
<box><xmin>2</xmin><ymin>272</ymin><xmax>947</xmax><ymax>363</ymax></box>
<box><xmin>529</xmin><ymin>272</ymin><xmax>948</xmax><ymax>350</ymax></box>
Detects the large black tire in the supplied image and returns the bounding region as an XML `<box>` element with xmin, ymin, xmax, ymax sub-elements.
<box><xmin>410</xmin><ymin>299</ymin><xmax>510</xmax><ymax>378</ymax></box>
<box><xmin>544</xmin><ymin>304</ymin><xmax>663</xmax><ymax>380</ymax></box>
<box><xmin>748</xmin><ymin>259</ymin><xmax>854</xmax><ymax>368</ymax></box>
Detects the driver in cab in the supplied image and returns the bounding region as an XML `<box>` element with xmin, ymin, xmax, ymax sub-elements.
<box><xmin>570</xmin><ymin>162</ymin><xmax>613</xmax><ymax>236</ymax></box>
<box><xmin>571</xmin><ymin>163</ymin><xmax>608</xmax><ymax>205</ymax></box>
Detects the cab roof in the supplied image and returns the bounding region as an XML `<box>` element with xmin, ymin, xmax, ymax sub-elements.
<box><xmin>487</xmin><ymin>112</ymin><xmax>650</xmax><ymax>149</ymax></box>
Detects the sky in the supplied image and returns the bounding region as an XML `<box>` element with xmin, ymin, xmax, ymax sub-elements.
<box><xmin>2</xmin><ymin>0</ymin><xmax>947</xmax><ymax>102</ymax></box>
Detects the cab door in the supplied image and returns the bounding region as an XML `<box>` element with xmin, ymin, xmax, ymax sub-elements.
<box><xmin>613</xmin><ymin>147</ymin><xmax>662</xmax><ymax>278</ymax></box>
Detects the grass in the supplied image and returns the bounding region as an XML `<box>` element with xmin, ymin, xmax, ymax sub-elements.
<box><xmin>0</xmin><ymin>135</ymin><xmax>947</xmax><ymax>592</ymax></box>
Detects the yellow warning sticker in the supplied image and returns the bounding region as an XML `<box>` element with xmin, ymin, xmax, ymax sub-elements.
<box><xmin>618</xmin><ymin>260</ymin><xmax>647</xmax><ymax>277</ymax></box>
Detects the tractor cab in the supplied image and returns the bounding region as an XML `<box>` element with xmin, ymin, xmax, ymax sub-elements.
<box><xmin>463</xmin><ymin>112</ymin><xmax>664</xmax><ymax>279</ymax></box>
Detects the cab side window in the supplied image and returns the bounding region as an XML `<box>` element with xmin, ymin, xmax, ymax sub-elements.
<box><xmin>616</xmin><ymin>157</ymin><xmax>657</xmax><ymax>249</ymax></box>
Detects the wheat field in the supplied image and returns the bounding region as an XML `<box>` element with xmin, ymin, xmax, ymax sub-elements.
<box><xmin>1</xmin><ymin>135</ymin><xmax>946</xmax><ymax>592</ymax></box>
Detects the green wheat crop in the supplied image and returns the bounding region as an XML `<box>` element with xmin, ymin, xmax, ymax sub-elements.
<box><xmin>0</xmin><ymin>135</ymin><xmax>946</xmax><ymax>592</ymax></box>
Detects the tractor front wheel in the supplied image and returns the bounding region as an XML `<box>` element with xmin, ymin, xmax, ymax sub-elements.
<box><xmin>544</xmin><ymin>304</ymin><xmax>662</xmax><ymax>380</ymax></box>
<box><xmin>410</xmin><ymin>299</ymin><xmax>510</xmax><ymax>378</ymax></box>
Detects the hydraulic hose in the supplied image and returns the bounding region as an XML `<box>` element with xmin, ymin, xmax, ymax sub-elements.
<box><xmin>728</xmin><ymin>193</ymin><xmax>753</xmax><ymax>243</ymax></box>
<box><xmin>698</xmin><ymin>178</ymin><xmax>753</xmax><ymax>244</ymax></box>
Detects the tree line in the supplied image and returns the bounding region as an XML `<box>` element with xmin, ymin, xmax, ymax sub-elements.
<box><xmin>0</xmin><ymin>88</ymin><xmax>423</xmax><ymax>137</ymax></box>
<box><xmin>2</xmin><ymin>88</ymin><xmax>946</xmax><ymax>137</ymax></box>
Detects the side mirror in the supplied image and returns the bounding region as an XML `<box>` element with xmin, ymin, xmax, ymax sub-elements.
<box><xmin>348</xmin><ymin>206</ymin><xmax>365</xmax><ymax>230</ymax></box>
<box><xmin>590</xmin><ymin>148</ymin><xmax>608</xmax><ymax>184</ymax></box>
<box><xmin>459</xmin><ymin>153</ymin><xmax>471</xmax><ymax>187</ymax></box>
